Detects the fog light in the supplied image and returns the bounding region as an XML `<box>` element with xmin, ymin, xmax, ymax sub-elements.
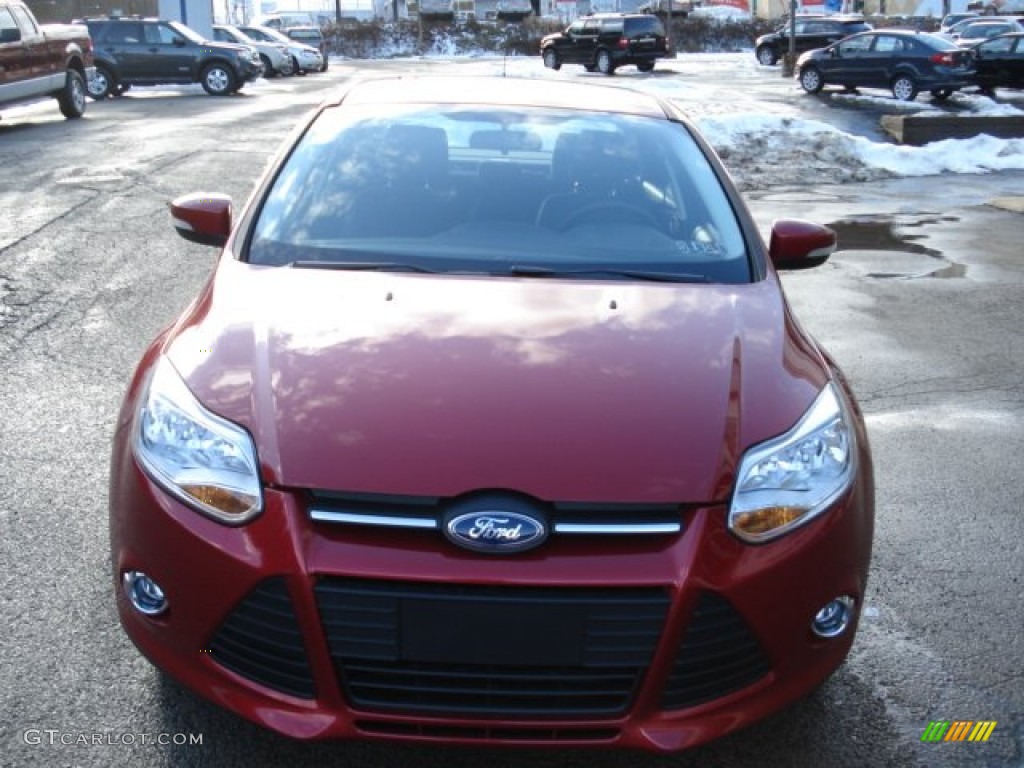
<box><xmin>123</xmin><ymin>571</ymin><xmax>168</xmax><ymax>616</ymax></box>
<box><xmin>812</xmin><ymin>596</ymin><xmax>854</xmax><ymax>638</ymax></box>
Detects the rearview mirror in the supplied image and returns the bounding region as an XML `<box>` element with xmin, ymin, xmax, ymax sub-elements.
<box><xmin>169</xmin><ymin>193</ymin><xmax>233</xmax><ymax>248</ymax></box>
<box><xmin>769</xmin><ymin>219</ymin><xmax>836</xmax><ymax>270</ymax></box>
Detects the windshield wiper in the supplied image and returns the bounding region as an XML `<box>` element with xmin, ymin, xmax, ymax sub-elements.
<box><xmin>289</xmin><ymin>260</ymin><xmax>441</xmax><ymax>274</ymax></box>
<box><xmin>507</xmin><ymin>265</ymin><xmax>709</xmax><ymax>283</ymax></box>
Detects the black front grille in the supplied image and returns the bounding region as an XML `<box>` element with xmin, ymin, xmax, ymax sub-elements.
<box><xmin>356</xmin><ymin>720</ymin><xmax>620</xmax><ymax>743</ymax></box>
<box><xmin>208</xmin><ymin>578</ymin><xmax>316</xmax><ymax>699</ymax></box>
<box><xmin>661</xmin><ymin>592</ymin><xmax>771</xmax><ymax>710</ymax></box>
<box><xmin>315</xmin><ymin>578</ymin><xmax>670</xmax><ymax>717</ymax></box>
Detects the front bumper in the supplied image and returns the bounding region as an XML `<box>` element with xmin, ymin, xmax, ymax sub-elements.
<box><xmin>110</xmin><ymin>421</ymin><xmax>873</xmax><ymax>752</ymax></box>
<box><xmin>292</xmin><ymin>49</ymin><xmax>323</xmax><ymax>71</ymax></box>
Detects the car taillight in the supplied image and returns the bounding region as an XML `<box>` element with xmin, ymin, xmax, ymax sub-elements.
<box><xmin>617</xmin><ymin>37</ymin><xmax>628</xmax><ymax>49</ymax></box>
<box><xmin>929</xmin><ymin>52</ymin><xmax>956</xmax><ymax>65</ymax></box>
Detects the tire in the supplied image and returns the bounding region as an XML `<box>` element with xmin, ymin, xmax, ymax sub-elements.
<box><xmin>87</xmin><ymin>64</ymin><xmax>115</xmax><ymax>100</ymax></box>
<box><xmin>637</xmin><ymin>61</ymin><xmax>655</xmax><ymax>72</ymax></box>
<box><xmin>319</xmin><ymin>55</ymin><xmax>328</xmax><ymax>72</ymax></box>
<box><xmin>756</xmin><ymin>45</ymin><xmax>777</xmax><ymax>66</ymax></box>
<box><xmin>278</xmin><ymin>56</ymin><xmax>295</xmax><ymax>76</ymax></box>
<box><xmin>584</xmin><ymin>64</ymin><xmax>596</xmax><ymax>72</ymax></box>
<box><xmin>799</xmin><ymin>65</ymin><xmax>824</xmax><ymax>94</ymax></box>
<box><xmin>57</xmin><ymin>70</ymin><xmax>87</xmax><ymax>118</ymax></box>
<box><xmin>293</xmin><ymin>56</ymin><xmax>307</xmax><ymax>76</ymax></box>
<box><xmin>596</xmin><ymin>49</ymin><xmax>615</xmax><ymax>76</ymax></box>
<box><xmin>201</xmin><ymin>63</ymin><xmax>236</xmax><ymax>96</ymax></box>
<box><xmin>259</xmin><ymin>54</ymin><xmax>273</xmax><ymax>76</ymax></box>
<box><xmin>891</xmin><ymin>74</ymin><xmax>918</xmax><ymax>102</ymax></box>
<box><xmin>930</xmin><ymin>87</ymin><xmax>953</xmax><ymax>101</ymax></box>
<box><xmin>543</xmin><ymin>48</ymin><xmax>560</xmax><ymax>70</ymax></box>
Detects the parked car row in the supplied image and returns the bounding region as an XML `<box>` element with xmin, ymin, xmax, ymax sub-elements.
<box><xmin>753</xmin><ymin>15</ymin><xmax>1024</xmax><ymax>101</ymax></box>
<box><xmin>77</xmin><ymin>15</ymin><xmax>327</xmax><ymax>100</ymax></box>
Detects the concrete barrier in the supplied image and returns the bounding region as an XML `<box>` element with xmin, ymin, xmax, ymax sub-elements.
<box><xmin>880</xmin><ymin>114</ymin><xmax>1024</xmax><ymax>145</ymax></box>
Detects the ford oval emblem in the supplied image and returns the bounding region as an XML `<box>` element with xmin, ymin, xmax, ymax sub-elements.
<box><xmin>444</xmin><ymin>509</ymin><xmax>548</xmax><ymax>554</ymax></box>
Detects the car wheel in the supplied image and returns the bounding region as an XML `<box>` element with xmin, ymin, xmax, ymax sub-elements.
<box><xmin>259</xmin><ymin>54</ymin><xmax>274</xmax><ymax>76</ymax></box>
<box><xmin>756</xmin><ymin>45</ymin><xmax>777</xmax><ymax>66</ymax></box>
<box><xmin>57</xmin><ymin>70</ymin><xmax>87</xmax><ymax>118</ymax></box>
<box><xmin>543</xmin><ymin>49</ymin><xmax>561</xmax><ymax>70</ymax></box>
<box><xmin>799</xmin><ymin>65</ymin><xmax>824</xmax><ymax>94</ymax></box>
<box><xmin>930</xmin><ymin>87</ymin><xmax>953</xmax><ymax>101</ymax></box>
<box><xmin>201</xmin><ymin>63</ymin><xmax>236</xmax><ymax>96</ymax></box>
<box><xmin>596</xmin><ymin>49</ymin><xmax>615</xmax><ymax>76</ymax></box>
<box><xmin>637</xmin><ymin>61</ymin><xmax>655</xmax><ymax>73</ymax></box>
<box><xmin>87</xmin><ymin>64</ymin><xmax>115</xmax><ymax>100</ymax></box>
<box><xmin>891</xmin><ymin>74</ymin><xmax>918</xmax><ymax>102</ymax></box>
<box><xmin>293</xmin><ymin>56</ymin><xmax>307</xmax><ymax>76</ymax></box>
<box><xmin>320</xmin><ymin>56</ymin><xmax>328</xmax><ymax>72</ymax></box>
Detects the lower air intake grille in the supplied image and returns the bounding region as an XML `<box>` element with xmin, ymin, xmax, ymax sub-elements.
<box><xmin>315</xmin><ymin>578</ymin><xmax>670</xmax><ymax>717</ymax></box>
<box><xmin>208</xmin><ymin>577</ymin><xmax>316</xmax><ymax>698</ymax></box>
<box><xmin>661</xmin><ymin>591</ymin><xmax>770</xmax><ymax>710</ymax></box>
<box><xmin>356</xmin><ymin>720</ymin><xmax>620</xmax><ymax>743</ymax></box>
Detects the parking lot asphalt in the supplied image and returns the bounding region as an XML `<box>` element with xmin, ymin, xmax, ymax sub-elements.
<box><xmin>1</xmin><ymin>58</ymin><xmax>1023</xmax><ymax>768</ymax></box>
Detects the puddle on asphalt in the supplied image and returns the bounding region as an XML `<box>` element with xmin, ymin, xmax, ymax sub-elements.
<box><xmin>826</xmin><ymin>216</ymin><xmax>967</xmax><ymax>279</ymax></box>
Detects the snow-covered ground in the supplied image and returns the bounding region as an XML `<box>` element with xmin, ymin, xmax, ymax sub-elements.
<box><xmin>379</xmin><ymin>53</ymin><xmax>1024</xmax><ymax>190</ymax></box>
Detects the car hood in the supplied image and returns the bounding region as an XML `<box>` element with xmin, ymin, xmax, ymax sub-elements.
<box><xmin>167</xmin><ymin>262</ymin><xmax>827</xmax><ymax>504</ymax></box>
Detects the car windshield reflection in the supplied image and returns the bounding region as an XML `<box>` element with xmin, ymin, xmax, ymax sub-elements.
<box><xmin>247</xmin><ymin>105</ymin><xmax>751</xmax><ymax>284</ymax></box>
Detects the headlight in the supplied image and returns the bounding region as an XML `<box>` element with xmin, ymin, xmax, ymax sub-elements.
<box><xmin>133</xmin><ymin>357</ymin><xmax>262</xmax><ymax>525</ymax></box>
<box><xmin>728</xmin><ymin>382</ymin><xmax>855</xmax><ymax>543</ymax></box>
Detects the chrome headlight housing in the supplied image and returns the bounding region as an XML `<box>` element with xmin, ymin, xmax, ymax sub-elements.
<box><xmin>133</xmin><ymin>357</ymin><xmax>262</xmax><ymax>525</ymax></box>
<box><xmin>728</xmin><ymin>382</ymin><xmax>855</xmax><ymax>543</ymax></box>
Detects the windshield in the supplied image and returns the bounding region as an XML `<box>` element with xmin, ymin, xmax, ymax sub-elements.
<box><xmin>247</xmin><ymin>105</ymin><xmax>751</xmax><ymax>284</ymax></box>
<box><xmin>243</xmin><ymin>25</ymin><xmax>290</xmax><ymax>43</ymax></box>
<box><xmin>167</xmin><ymin>21</ymin><xmax>206</xmax><ymax>44</ymax></box>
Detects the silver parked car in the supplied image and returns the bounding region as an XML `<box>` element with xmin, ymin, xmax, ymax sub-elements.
<box><xmin>213</xmin><ymin>24</ymin><xmax>294</xmax><ymax>76</ymax></box>
<box><xmin>238</xmin><ymin>25</ymin><xmax>324</xmax><ymax>74</ymax></box>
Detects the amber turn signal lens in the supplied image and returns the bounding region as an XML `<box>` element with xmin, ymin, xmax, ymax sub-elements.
<box><xmin>730</xmin><ymin>507</ymin><xmax>806</xmax><ymax>536</ymax></box>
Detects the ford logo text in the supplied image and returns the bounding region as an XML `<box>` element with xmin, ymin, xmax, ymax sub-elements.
<box><xmin>445</xmin><ymin>510</ymin><xmax>547</xmax><ymax>554</ymax></box>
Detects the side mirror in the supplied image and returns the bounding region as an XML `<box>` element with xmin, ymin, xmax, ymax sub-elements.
<box><xmin>170</xmin><ymin>193</ymin><xmax>232</xmax><ymax>247</ymax></box>
<box><xmin>769</xmin><ymin>219</ymin><xmax>836</xmax><ymax>270</ymax></box>
<box><xmin>173</xmin><ymin>36</ymin><xmax>186</xmax><ymax>46</ymax></box>
<box><xmin>0</xmin><ymin>27</ymin><xmax>20</xmax><ymax>43</ymax></box>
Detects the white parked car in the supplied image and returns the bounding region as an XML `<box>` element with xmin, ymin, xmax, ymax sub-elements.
<box><xmin>238</xmin><ymin>25</ymin><xmax>324</xmax><ymax>74</ymax></box>
<box><xmin>213</xmin><ymin>24</ymin><xmax>294</xmax><ymax>76</ymax></box>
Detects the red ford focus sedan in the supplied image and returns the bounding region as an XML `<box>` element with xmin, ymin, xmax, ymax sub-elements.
<box><xmin>109</xmin><ymin>76</ymin><xmax>874</xmax><ymax>752</ymax></box>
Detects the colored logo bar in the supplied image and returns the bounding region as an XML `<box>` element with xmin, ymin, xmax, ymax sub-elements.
<box><xmin>921</xmin><ymin>721</ymin><xmax>997</xmax><ymax>743</ymax></box>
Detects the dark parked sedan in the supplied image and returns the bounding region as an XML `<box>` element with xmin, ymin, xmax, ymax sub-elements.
<box><xmin>110</xmin><ymin>76</ymin><xmax>874</xmax><ymax>753</ymax></box>
<box><xmin>797</xmin><ymin>29</ymin><xmax>975</xmax><ymax>101</ymax></box>
<box><xmin>970</xmin><ymin>31</ymin><xmax>1024</xmax><ymax>91</ymax></box>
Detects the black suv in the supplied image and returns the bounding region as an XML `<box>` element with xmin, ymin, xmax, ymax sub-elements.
<box><xmin>754</xmin><ymin>15</ymin><xmax>872</xmax><ymax>66</ymax></box>
<box><xmin>541</xmin><ymin>13</ymin><xmax>669</xmax><ymax>75</ymax></box>
<box><xmin>81</xmin><ymin>16</ymin><xmax>263</xmax><ymax>97</ymax></box>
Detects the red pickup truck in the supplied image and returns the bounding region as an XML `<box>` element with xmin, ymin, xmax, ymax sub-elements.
<box><xmin>0</xmin><ymin>0</ymin><xmax>95</xmax><ymax>119</ymax></box>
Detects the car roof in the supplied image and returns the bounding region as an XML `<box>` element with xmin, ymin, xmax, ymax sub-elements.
<box><xmin>335</xmin><ymin>76</ymin><xmax>671</xmax><ymax>119</ymax></box>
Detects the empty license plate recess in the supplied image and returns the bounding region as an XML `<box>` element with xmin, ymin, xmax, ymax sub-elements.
<box><xmin>400</xmin><ymin>597</ymin><xmax>587</xmax><ymax>666</ymax></box>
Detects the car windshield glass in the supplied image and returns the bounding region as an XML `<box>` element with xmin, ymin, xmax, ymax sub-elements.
<box><xmin>247</xmin><ymin>25</ymin><xmax>290</xmax><ymax>43</ymax></box>
<box><xmin>247</xmin><ymin>105</ymin><xmax>751</xmax><ymax>284</ymax></box>
<box><xmin>167</xmin><ymin>21</ymin><xmax>205</xmax><ymax>44</ymax></box>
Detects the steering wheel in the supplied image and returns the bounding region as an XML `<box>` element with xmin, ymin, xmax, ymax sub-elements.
<box><xmin>558</xmin><ymin>201</ymin><xmax>661</xmax><ymax>232</ymax></box>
